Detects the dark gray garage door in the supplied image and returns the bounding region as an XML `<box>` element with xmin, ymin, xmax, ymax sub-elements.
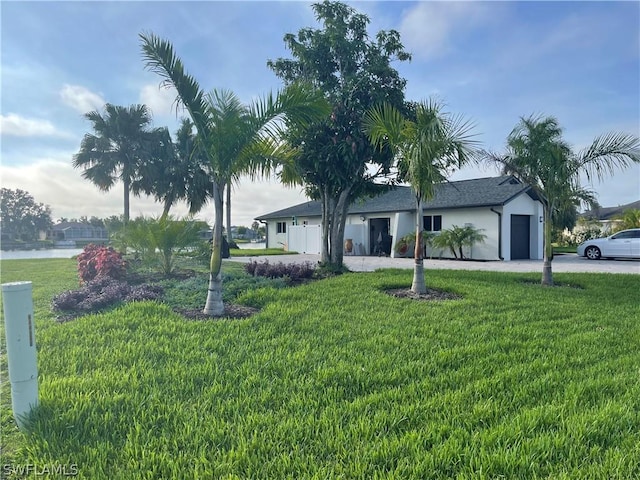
<box><xmin>510</xmin><ymin>215</ymin><xmax>530</xmax><ymax>260</ymax></box>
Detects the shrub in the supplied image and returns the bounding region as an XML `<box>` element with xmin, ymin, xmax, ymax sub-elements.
<box><xmin>114</xmin><ymin>216</ymin><xmax>204</xmax><ymax>276</ymax></box>
<box><xmin>159</xmin><ymin>269</ymin><xmax>289</xmax><ymax>310</ymax></box>
<box><xmin>52</xmin><ymin>276</ymin><xmax>163</xmax><ymax>316</ymax></box>
<box><xmin>393</xmin><ymin>231</ymin><xmax>435</xmax><ymax>256</ymax></box>
<box><xmin>572</xmin><ymin>226</ymin><xmax>604</xmax><ymax>245</ymax></box>
<box><xmin>431</xmin><ymin>225</ymin><xmax>487</xmax><ymax>260</ymax></box>
<box><xmin>77</xmin><ymin>244</ymin><xmax>126</xmax><ymax>284</ymax></box>
<box><xmin>244</xmin><ymin>260</ymin><xmax>315</xmax><ymax>281</ymax></box>
<box><xmin>125</xmin><ymin>284</ymin><xmax>164</xmax><ymax>302</ymax></box>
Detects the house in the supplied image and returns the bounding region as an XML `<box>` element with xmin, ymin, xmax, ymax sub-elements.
<box><xmin>580</xmin><ymin>200</ymin><xmax>640</xmax><ymax>233</ymax></box>
<box><xmin>255</xmin><ymin>176</ymin><xmax>545</xmax><ymax>261</ymax></box>
<box><xmin>47</xmin><ymin>221</ymin><xmax>109</xmax><ymax>246</ymax></box>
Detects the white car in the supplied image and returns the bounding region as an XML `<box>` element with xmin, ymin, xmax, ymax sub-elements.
<box><xmin>577</xmin><ymin>228</ymin><xmax>640</xmax><ymax>260</ymax></box>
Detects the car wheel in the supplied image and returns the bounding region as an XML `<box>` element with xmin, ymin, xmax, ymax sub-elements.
<box><xmin>585</xmin><ymin>246</ymin><xmax>601</xmax><ymax>260</ymax></box>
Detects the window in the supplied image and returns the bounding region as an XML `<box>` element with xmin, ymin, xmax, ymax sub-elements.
<box><xmin>276</xmin><ymin>222</ymin><xmax>287</xmax><ymax>234</ymax></box>
<box><xmin>613</xmin><ymin>230</ymin><xmax>640</xmax><ymax>239</ymax></box>
<box><xmin>423</xmin><ymin>215</ymin><xmax>442</xmax><ymax>232</ymax></box>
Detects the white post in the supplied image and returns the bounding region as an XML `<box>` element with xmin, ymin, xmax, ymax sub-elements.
<box><xmin>2</xmin><ymin>281</ymin><xmax>38</xmax><ymax>430</ymax></box>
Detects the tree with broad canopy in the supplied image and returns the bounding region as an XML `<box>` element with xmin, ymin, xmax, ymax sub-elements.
<box><xmin>268</xmin><ymin>0</ymin><xmax>411</xmax><ymax>268</ymax></box>
<box><xmin>0</xmin><ymin>188</ymin><xmax>52</xmax><ymax>242</ymax></box>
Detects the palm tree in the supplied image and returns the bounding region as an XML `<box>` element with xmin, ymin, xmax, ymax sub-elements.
<box><xmin>134</xmin><ymin>118</ymin><xmax>213</xmax><ymax>218</ymax></box>
<box><xmin>431</xmin><ymin>225</ymin><xmax>487</xmax><ymax>259</ymax></box>
<box><xmin>484</xmin><ymin>115</ymin><xmax>639</xmax><ymax>286</ymax></box>
<box><xmin>364</xmin><ymin>99</ymin><xmax>479</xmax><ymax>294</ymax></box>
<box><xmin>140</xmin><ymin>32</ymin><xmax>329</xmax><ymax>315</ymax></box>
<box><xmin>73</xmin><ymin>103</ymin><xmax>160</xmax><ymax>223</ymax></box>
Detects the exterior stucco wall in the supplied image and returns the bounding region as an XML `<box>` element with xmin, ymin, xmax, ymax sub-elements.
<box><xmin>259</xmin><ymin>192</ymin><xmax>543</xmax><ymax>259</ymax></box>
<box><xmin>422</xmin><ymin>207</ymin><xmax>501</xmax><ymax>260</ymax></box>
<box><xmin>391</xmin><ymin>211</ymin><xmax>414</xmax><ymax>258</ymax></box>
<box><xmin>354</xmin><ymin>212</ymin><xmax>399</xmax><ymax>256</ymax></box>
<box><xmin>502</xmin><ymin>194</ymin><xmax>544</xmax><ymax>260</ymax></box>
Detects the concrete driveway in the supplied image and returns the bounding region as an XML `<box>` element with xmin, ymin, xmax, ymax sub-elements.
<box><xmin>228</xmin><ymin>253</ymin><xmax>640</xmax><ymax>274</ymax></box>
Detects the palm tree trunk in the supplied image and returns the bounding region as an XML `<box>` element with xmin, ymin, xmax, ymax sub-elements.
<box><xmin>123</xmin><ymin>176</ymin><xmax>131</xmax><ymax>224</ymax></box>
<box><xmin>225</xmin><ymin>180</ymin><xmax>232</xmax><ymax>241</ymax></box>
<box><xmin>541</xmin><ymin>206</ymin><xmax>554</xmax><ymax>286</ymax></box>
<box><xmin>203</xmin><ymin>181</ymin><xmax>225</xmax><ymax>316</ymax></box>
<box><xmin>411</xmin><ymin>198</ymin><xmax>427</xmax><ymax>294</ymax></box>
<box><xmin>161</xmin><ymin>199</ymin><xmax>171</xmax><ymax>219</ymax></box>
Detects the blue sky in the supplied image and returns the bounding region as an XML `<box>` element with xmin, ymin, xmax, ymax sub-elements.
<box><xmin>1</xmin><ymin>1</ymin><xmax>638</xmax><ymax>227</ymax></box>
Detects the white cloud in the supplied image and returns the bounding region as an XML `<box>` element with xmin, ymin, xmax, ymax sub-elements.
<box><xmin>59</xmin><ymin>84</ymin><xmax>105</xmax><ymax>114</ymax></box>
<box><xmin>0</xmin><ymin>157</ymin><xmax>308</xmax><ymax>226</ymax></box>
<box><xmin>139</xmin><ymin>83</ymin><xmax>180</xmax><ymax>119</ymax></box>
<box><xmin>0</xmin><ymin>113</ymin><xmax>66</xmax><ymax>137</ymax></box>
<box><xmin>399</xmin><ymin>2</ymin><xmax>493</xmax><ymax>60</ymax></box>
<box><xmin>232</xmin><ymin>177</ymin><xmax>308</xmax><ymax>225</ymax></box>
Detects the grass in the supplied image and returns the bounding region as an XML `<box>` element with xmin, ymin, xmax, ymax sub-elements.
<box><xmin>230</xmin><ymin>247</ymin><xmax>297</xmax><ymax>257</ymax></box>
<box><xmin>1</xmin><ymin>259</ymin><xmax>639</xmax><ymax>479</ymax></box>
<box><xmin>554</xmin><ymin>246</ymin><xmax>577</xmax><ymax>254</ymax></box>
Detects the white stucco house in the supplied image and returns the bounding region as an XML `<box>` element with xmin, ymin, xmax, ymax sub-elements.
<box><xmin>255</xmin><ymin>176</ymin><xmax>545</xmax><ymax>261</ymax></box>
<box><xmin>578</xmin><ymin>200</ymin><xmax>640</xmax><ymax>234</ymax></box>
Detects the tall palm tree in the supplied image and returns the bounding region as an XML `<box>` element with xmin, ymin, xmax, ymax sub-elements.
<box><xmin>73</xmin><ymin>103</ymin><xmax>160</xmax><ymax>223</ymax></box>
<box><xmin>484</xmin><ymin>115</ymin><xmax>639</xmax><ymax>286</ymax></box>
<box><xmin>140</xmin><ymin>32</ymin><xmax>329</xmax><ymax>316</ymax></box>
<box><xmin>364</xmin><ymin>99</ymin><xmax>479</xmax><ymax>293</ymax></box>
<box><xmin>134</xmin><ymin>118</ymin><xmax>213</xmax><ymax>218</ymax></box>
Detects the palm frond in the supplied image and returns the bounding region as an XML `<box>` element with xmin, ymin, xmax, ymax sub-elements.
<box><xmin>363</xmin><ymin>103</ymin><xmax>406</xmax><ymax>151</ymax></box>
<box><xmin>576</xmin><ymin>131</ymin><xmax>640</xmax><ymax>182</ymax></box>
<box><xmin>139</xmin><ymin>32</ymin><xmax>211</xmax><ymax>146</ymax></box>
<box><xmin>249</xmin><ymin>82</ymin><xmax>329</xmax><ymax>144</ymax></box>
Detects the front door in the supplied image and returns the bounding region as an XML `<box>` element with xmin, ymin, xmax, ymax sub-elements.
<box><xmin>510</xmin><ymin>215</ymin><xmax>530</xmax><ymax>260</ymax></box>
<box><xmin>369</xmin><ymin>218</ymin><xmax>391</xmax><ymax>255</ymax></box>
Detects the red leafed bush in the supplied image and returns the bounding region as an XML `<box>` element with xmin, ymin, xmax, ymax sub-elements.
<box><xmin>77</xmin><ymin>244</ymin><xmax>126</xmax><ymax>284</ymax></box>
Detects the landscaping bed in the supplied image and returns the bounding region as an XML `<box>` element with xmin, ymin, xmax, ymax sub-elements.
<box><xmin>1</xmin><ymin>258</ymin><xmax>639</xmax><ymax>479</ymax></box>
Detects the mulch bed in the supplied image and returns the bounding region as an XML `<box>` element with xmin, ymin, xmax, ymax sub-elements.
<box><xmin>385</xmin><ymin>287</ymin><xmax>462</xmax><ymax>301</ymax></box>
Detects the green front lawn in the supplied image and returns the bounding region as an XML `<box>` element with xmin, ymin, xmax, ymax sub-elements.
<box><xmin>230</xmin><ymin>247</ymin><xmax>297</xmax><ymax>257</ymax></box>
<box><xmin>1</xmin><ymin>259</ymin><xmax>639</xmax><ymax>479</ymax></box>
<box><xmin>554</xmin><ymin>246</ymin><xmax>577</xmax><ymax>254</ymax></box>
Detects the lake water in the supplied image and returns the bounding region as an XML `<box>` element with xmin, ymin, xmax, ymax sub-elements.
<box><xmin>0</xmin><ymin>248</ymin><xmax>85</xmax><ymax>260</ymax></box>
<box><xmin>0</xmin><ymin>242</ymin><xmax>267</xmax><ymax>260</ymax></box>
<box><xmin>236</xmin><ymin>242</ymin><xmax>266</xmax><ymax>250</ymax></box>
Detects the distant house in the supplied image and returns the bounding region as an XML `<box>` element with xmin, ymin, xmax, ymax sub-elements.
<box><xmin>580</xmin><ymin>200</ymin><xmax>640</xmax><ymax>233</ymax></box>
<box><xmin>47</xmin><ymin>221</ymin><xmax>108</xmax><ymax>246</ymax></box>
<box><xmin>230</xmin><ymin>226</ymin><xmax>260</xmax><ymax>241</ymax></box>
<box><xmin>255</xmin><ymin>176</ymin><xmax>545</xmax><ymax>261</ymax></box>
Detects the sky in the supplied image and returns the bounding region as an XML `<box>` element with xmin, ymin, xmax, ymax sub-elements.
<box><xmin>1</xmin><ymin>0</ymin><xmax>639</xmax><ymax>228</ymax></box>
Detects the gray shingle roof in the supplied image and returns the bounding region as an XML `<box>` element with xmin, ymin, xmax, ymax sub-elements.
<box><xmin>256</xmin><ymin>176</ymin><xmax>539</xmax><ymax>220</ymax></box>
<box><xmin>581</xmin><ymin>200</ymin><xmax>640</xmax><ymax>220</ymax></box>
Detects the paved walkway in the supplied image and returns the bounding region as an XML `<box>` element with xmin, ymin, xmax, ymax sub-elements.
<box><xmin>228</xmin><ymin>253</ymin><xmax>640</xmax><ymax>274</ymax></box>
